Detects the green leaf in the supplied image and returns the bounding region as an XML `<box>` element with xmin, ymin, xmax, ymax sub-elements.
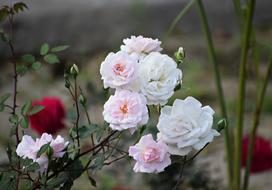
<box><xmin>51</xmin><ymin>45</ymin><xmax>69</xmax><ymax>52</ymax></box>
<box><xmin>60</xmin><ymin>180</ymin><xmax>73</xmax><ymax>190</ymax></box>
<box><xmin>44</xmin><ymin>54</ymin><xmax>60</xmax><ymax>64</ymax></box>
<box><xmin>20</xmin><ymin>117</ymin><xmax>29</xmax><ymax>128</ymax></box>
<box><xmin>25</xmin><ymin>162</ymin><xmax>39</xmax><ymax>172</ymax></box>
<box><xmin>0</xmin><ymin>93</ymin><xmax>11</xmax><ymax>104</ymax></box>
<box><xmin>69</xmin><ymin>128</ymin><xmax>77</xmax><ymax>139</ymax></box>
<box><xmin>48</xmin><ymin>172</ymin><xmax>69</xmax><ymax>188</ymax></box>
<box><xmin>87</xmin><ymin>173</ymin><xmax>97</xmax><ymax>187</ymax></box>
<box><xmin>16</xmin><ymin>65</ymin><xmax>28</xmax><ymax>76</ymax></box>
<box><xmin>13</xmin><ymin>2</ymin><xmax>28</xmax><ymax>13</ymax></box>
<box><xmin>22</xmin><ymin>54</ymin><xmax>35</xmax><ymax>63</ymax></box>
<box><xmin>21</xmin><ymin>158</ymin><xmax>40</xmax><ymax>172</ymax></box>
<box><xmin>9</xmin><ymin>115</ymin><xmax>18</xmax><ymax>125</ymax></box>
<box><xmin>32</xmin><ymin>61</ymin><xmax>42</xmax><ymax>70</ymax></box>
<box><xmin>78</xmin><ymin>124</ymin><xmax>99</xmax><ymax>138</ymax></box>
<box><xmin>37</xmin><ymin>143</ymin><xmax>50</xmax><ymax>158</ymax></box>
<box><xmin>96</xmin><ymin>124</ymin><xmax>107</xmax><ymax>142</ymax></box>
<box><xmin>40</xmin><ymin>43</ymin><xmax>49</xmax><ymax>55</ymax></box>
<box><xmin>0</xmin><ymin>8</ymin><xmax>8</xmax><ymax>22</ymax></box>
<box><xmin>21</xmin><ymin>101</ymin><xmax>32</xmax><ymax>115</ymax></box>
<box><xmin>29</xmin><ymin>105</ymin><xmax>44</xmax><ymax>115</ymax></box>
<box><xmin>90</xmin><ymin>153</ymin><xmax>105</xmax><ymax>171</ymax></box>
<box><xmin>0</xmin><ymin>104</ymin><xmax>4</xmax><ymax>112</ymax></box>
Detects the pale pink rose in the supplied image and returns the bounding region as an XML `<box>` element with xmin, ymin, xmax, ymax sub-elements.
<box><xmin>50</xmin><ymin>135</ymin><xmax>69</xmax><ymax>157</ymax></box>
<box><xmin>129</xmin><ymin>134</ymin><xmax>171</xmax><ymax>173</ymax></box>
<box><xmin>103</xmin><ymin>90</ymin><xmax>148</xmax><ymax>133</ymax></box>
<box><xmin>121</xmin><ymin>35</ymin><xmax>162</xmax><ymax>55</ymax></box>
<box><xmin>37</xmin><ymin>133</ymin><xmax>53</xmax><ymax>146</ymax></box>
<box><xmin>16</xmin><ymin>135</ymin><xmax>38</xmax><ymax>160</ymax></box>
<box><xmin>100</xmin><ymin>51</ymin><xmax>139</xmax><ymax>90</ymax></box>
<box><xmin>16</xmin><ymin>133</ymin><xmax>68</xmax><ymax>173</ymax></box>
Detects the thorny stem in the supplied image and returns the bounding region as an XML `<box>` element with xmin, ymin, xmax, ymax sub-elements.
<box><xmin>103</xmin><ymin>154</ymin><xmax>128</xmax><ymax>166</ymax></box>
<box><xmin>74</xmin><ymin>77</ymin><xmax>81</xmax><ymax>153</ymax></box>
<box><xmin>8</xmin><ymin>13</ymin><xmax>19</xmax><ymax>144</ymax></box>
<box><xmin>7</xmin><ymin>12</ymin><xmax>20</xmax><ymax>190</ymax></box>
<box><xmin>234</xmin><ymin>0</ymin><xmax>255</xmax><ymax>189</ymax></box>
<box><xmin>242</xmin><ymin>58</ymin><xmax>272</xmax><ymax>190</ymax></box>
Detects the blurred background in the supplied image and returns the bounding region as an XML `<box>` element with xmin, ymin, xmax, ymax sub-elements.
<box><xmin>0</xmin><ymin>0</ymin><xmax>272</xmax><ymax>189</ymax></box>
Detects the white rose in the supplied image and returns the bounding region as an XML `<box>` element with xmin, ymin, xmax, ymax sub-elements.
<box><xmin>139</xmin><ymin>52</ymin><xmax>182</xmax><ymax>105</ymax></box>
<box><xmin>121</xmin><ymin>35</ymin><xmax>162</xmax><ymax>61</ymax></box>
<box><xmin>157</xmin><ymin>96</ymin><xmax>220</xmax><ymax>156</ymax></box>
<box><xmin>100</xmin><ymin>51</ymin><xmax>139</xmax><ymax>90</ymax></box>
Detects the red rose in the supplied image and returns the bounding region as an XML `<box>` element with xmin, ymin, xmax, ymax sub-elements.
<box><xmin>242</xmin><ymin>135</ymin><xmax>272</xmax><ymax>173</ymax></box>
<box><xmin>29</xmin><ymin>97</ymin><xmax>66</xmax><ymax>135</ymax></box>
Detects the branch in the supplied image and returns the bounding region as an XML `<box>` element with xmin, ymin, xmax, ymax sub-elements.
<box><xmin>173</xmin><ymin>156</ymin><xmax>187</xmax><ymax>190</ymax></box>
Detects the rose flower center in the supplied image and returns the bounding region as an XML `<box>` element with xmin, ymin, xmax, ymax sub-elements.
<box><xmin>113</xmin><ymin>63</ymin><xmax>125</xmax><ymax>75</ymax></box>
<box><xmin>142</xmin><ymin>147</ymin><xmax>159</xmax><ymax>162</ymax></box>
<box><xmin>120</xmin><ymin>103</ymin><xmax>128</xmax><ymax>114</ymax></box>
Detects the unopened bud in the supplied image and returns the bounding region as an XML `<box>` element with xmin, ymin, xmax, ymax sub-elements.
<box><xmin>79</xmin><ymin>94</ymin><xmax>86</xmax><ymax>106</ymax></box>
<box><xmin>70</xmin><ymin>64</ymin><xmax>79</xmax><ymax>77</ymax></box>
<box><xmin>174</xmin><ymin>47</ymin><xmax>185</xmax><ymax>64</ymax></box>
<box><xmin>217</xmin><ymin>119</ymin><xmax>227</xmax><ymax>132</ymax></box>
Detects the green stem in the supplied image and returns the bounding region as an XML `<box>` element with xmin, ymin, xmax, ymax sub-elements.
<box><xmin>242</xmin><ymin>58</ymin><xmax>272</xmax><ymax>190</ymax></box>
<box><xmin>233</xmin><ymin>0</ymin><xmax>255</xmax><ymax>189</ymax></box>
<box><xmin>195</xmin><ymin>0</ymin><xmax>232</xmax><ymax>187</ymax></box>
<box><xmin>232</xmin><ymin>0</ymin><xmax>243</xmax><ymax>29</ymax></box>
<box><xmin>163</xmin><ymin>0</ymin><xmax>196</xmax><ymax>41</ymax></box>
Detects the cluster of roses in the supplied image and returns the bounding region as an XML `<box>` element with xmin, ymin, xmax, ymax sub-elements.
<box><xmin>100</xmin><ymin>35</ymin><xmax>220</xmax><ymax>173</ymax></box>
<box><xmin>14</xmin><ymin>36</ymin><xmax>272</xmax><ymax>175</ymax></box>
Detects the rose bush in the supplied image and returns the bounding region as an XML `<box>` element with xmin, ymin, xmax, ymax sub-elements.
<box><xmin>0</xmin><ymin>5</ymin><xmax>221</xmax><ymax>188</ymax></box>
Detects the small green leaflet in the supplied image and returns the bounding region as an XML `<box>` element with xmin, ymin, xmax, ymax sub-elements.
<box><xmin>40</xmin><ymin>43</ymin><xmax>49</xmax><ymax>55</ymax></box>
<box><xmin>22</xmin><ymin>54</ymin><xmax>35</xmax><ymax>63</ymax></box>
<box><xmin>0</xmin><ymin>93</ymin><xmax>11</xmax><ymax>104</ymax></box>
<box><xmin>51</xmin><ymin>45</ymin><xmax>69</xmax><ymax>52</ymax></box>
<box><xmin>44</xmin><ymin>54</ymin><xmax>60</xmax><ymax>64</ymax></box>
<box><xmin>29</xmin><ymin>105</ymin><xmax>44</xmax><ymax>115</ymax></box>
<box><xmin>37</xmin><ymin>143</ymin><xmax>50</xmax><ymax>158</ymax></box>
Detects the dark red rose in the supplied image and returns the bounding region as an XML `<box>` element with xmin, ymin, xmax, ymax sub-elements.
<box><xmin>242</xmin><ymin>135</ymin><xmax>272</xmax><ymax>173</ymax></box>
<box><xmin>29</xmin><ymin>97</ymin><xmax>66</xmax><ymax>135</ymax></box>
